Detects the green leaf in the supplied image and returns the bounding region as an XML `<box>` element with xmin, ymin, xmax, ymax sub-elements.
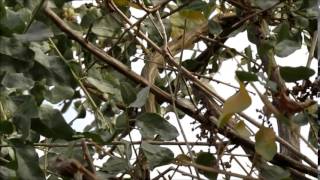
<box><xmin>275</xmin><ymin>40</ymin><xmax>301</xmax><ymax>57</ymax></box>
<box><xmin>292</xmin><ymin>112</ymin><xmax>309</xmax><ymax>126</ymax></box>
<box><xmin>101</xmin><ymin>157</ymin><xmax>129</xmax><ymax>175</ymax></box>
<box><xmin>274</xmin><ymin>22</ymin><xmax>302</xmax><ymax>57</ymax></box>
<box><xmin>244</xmin><ymin>46</ymin><xmax>253</xmax><ymax>62</ymax></box>
<box><xmin>292</xmin><ymin>13</ymin><xmax>309</xmax><ymax>28</ymax></box>
<box><xmin>299</xmin><ymin>0</ymin><xmax>317</xmax><ymax>18</ymax></box>
<box><xmin>142</xmin><ymin>18</ymin><xmax>171</xmax><ymax>46</ymax></box>
<box><xmin>260</xmin><ymin>163</ymin><xmax>291</xmax><ymax>180</ymax></box>
<box><xmin>169</xmin><ymin>9</ymin><xmax>205</xmax><ymax>38</ymax></box>
<box><xmin>120</xmin><ymin>82</ymin><xmax>137</xmax><ymax>105</ymax></box>
<box><xmin>0</xmin><ymin>166</ymin><xmax>16</xmax><ymax>179</ymax></box>
<box><xmin>29</xmin><ymin>43</ymin><xmax>76</xmax><ymax>86</ymax></box>
<box><xmin>182</xmin><ymin>0</ymin><xmax>208</xmax><ymax>11</ymax></box>
<box><xmin>31</xmin><ymin>105</ymin><xmax>75</xmax><ymax>140</ymax></box>
<box><xmin>218</xmin><ymin>81</ymin><xmax>251</xmax><ymax>127</ymax></box>
<box><xmin>279</xmin><ymin>66</ymin><xmax>315</xmax><ymax>82</ymax></box>
<box><xmin>0</xmin><ymin>8</ymin><xmax>28</xmax><ymax>35</ymax></box>
<box><xmin>92</xmin><ymin>14</ymin><xmax>121</xmax><ymax>37</ymax></box>
<box><xmin>11</xmin><ymin>140</ymin><xmax>45</xmax><ymax>180</ymax></box>
<box><xmin>45</xmin><ymin>85</ymin><xmax>74</xmax><ymax>104</ymax></box>
<box><xmin>1</xmin><ymin>72</ymin><xmax>34</xmax><ymax>90</ymax></box>
<box><xmin>255</xmin><ymin>0</ymin><xmax>279</xmax><ymax>9</ymax></box>
<box><xmin>182</xmin><ymin>59</ymin><xmax>203</xmax><ymax>72</ymax></box>
<box><xmin>73</xmin><ymin>100</ymin><xmax>86</xmax><ymax>119</ymax></box>
<box><xmin>81</xmin><ymin>131</ymin><xmax>113</xmax><ymax>145</ymax></box>
<box><xmin>247</xmin><ymin>24</ymin><xmax>259</xmax><ymax>44</ymax></box>
<box><xmin>54</xmin><ymin>0</ymin><xmax>73</xmax><ymax>8</ymax></box>
<box><xmin>255</xmin><ymin>127</ymin><xmax>277</xmax><ymax>161</ymax></box>
<box><xmin>236</xmin><ymin>71</ymin><xmax>258</xmax><ymax>82</ymax></box>
<box><xmin>0</xmin><ymin>121</ymin><xmax>14</xmax><ymax>134</ymax></box>
<box><xmin>0</xmin><ymin>0</ymin><xmax>6</xmax><ymax>19</ymax></box>
<box><xmin>136</xmin><ymin>113</ymin><xmax>179</xmax><ymax>141</ymax></box>
<box><xmin>129</xmin><ymin>86</ymin><xmax>150</xmax><ymax>108</ymax></box>
<box><xmin>235</xmin><ymin>120</ymin><xmax>251</xmax><ymax>138</ymax></box>
<box><xmin>80</xmin><ymin>8</ymin><xmax>99</xmax><ymax>28</ymax></box>
<box><xmin>141</xmin><ymin>142</ymin><xmax>174</xmax><ymax>169</ymax></box>
<box><xmin>86</xmin><ymin>77</ymin><xmax>117</xmax><ymax>94</ymax></box>
<box><xmin>195</xmin><ymin>152</ymin><xmax>218</xmax><ymax>180</ymax></box>
<box><xmin>14</xmin><ymin>21</ymin><xmax>53</xmax><ymax>42</ymax></box>
<box><xmin>208</xmin><ymin>19</ymin><xmax>222</xmax><ymax>35</ymax></box>
<box><xmin>308</xmin><ymin>119</ymin><xmax>318</xmax><ymax>148</ymax></box>
<box><xmin>11</xmin><ymin>95</ymin><xmax>39</xmax><ymax>139</ymax></box>
<box><xmin>115</xmin><ymin>113</ymin><xmax>129</xmax><ymax>132</ymax></box>
<box><xmin>0</xmin><ymin>36</ymin><xmax>34</xmax><ymax>68</ymax></box>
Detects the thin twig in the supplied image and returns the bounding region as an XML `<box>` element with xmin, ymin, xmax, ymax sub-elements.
<box><xmin>0</xmin><ymin>141</ymin><xmax>223</xmax><ymax>148</ymax></box>
<box><xmin>164</xmin><ymin>65</ymin><xmax>201</xmax><ymax>179</ymax></box>
<box><xmin>306</xmin><ymin>31</ymin><xmax>317</xmax><ymax>68</ymax></box>
<box><xmin>42</xmin><ymin>3</ymin><xmax>318</xmax><ymax>176</ymax></box>
<box><xmin>48</xmin><ymin>38</ymin><xmax>112</xmax><ymax>130</ymax></box>
<box><xmin>161</xmin><ymin>0</ymin><xmax>196</xmax><ymax>19</ymax></box>
<box><xmin>81</xmin><ymin>140</ymin><xmax>96</xmax><ymax>174</ymax></box>
<box><xmin>177</xmin><ymin>161</ymin><xmax>259</xmax><ymax>180</ymax></box>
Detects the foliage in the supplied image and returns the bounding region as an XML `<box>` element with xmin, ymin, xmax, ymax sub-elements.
<box><xmin>0</xmin><ymin>0</ymin><xmax>317</xmax><ymax>179</ymax></box>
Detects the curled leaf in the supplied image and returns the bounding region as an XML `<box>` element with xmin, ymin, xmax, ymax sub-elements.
<box><xmin>255</xmin><ymin>127</ymin><xmax>277</xmax><ymax>161</ymax></box>
<box><xmin>218</xmin><ymin>81</ymin><xmax>251</xmax><ymax>127</ymax></box>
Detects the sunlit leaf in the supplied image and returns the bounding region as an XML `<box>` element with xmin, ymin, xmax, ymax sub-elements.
<box><xmin>175</xmin><ymin>154</ymin><xmax>191</xmax><ymax>165</ymax></box>
<box><xmin>169</xmin><ymin>9</ymin><xmax>205</xmax><ymax>38</ymax></box>
<box><xmin>218</xmin><ymin>81</ymin><xmax>251</xmax><ymax>127</ymax></box>
<box><xmin>255</xmin><ymin>127</ymin><xmax>277</xmax><ymax>161</ymax></box>
<box><xmin>235</xmin><ymin>120</ymin><xmax>251</xmax><ymax>138</ymax></box>
<box><xmin>114</xmin><ymin>0</ymin><xmax>130</xmax><ymax>6</ymax></box>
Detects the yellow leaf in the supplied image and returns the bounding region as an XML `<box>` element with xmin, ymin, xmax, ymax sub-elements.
<box><xmin>180</xmin><ymin>11</ymin><xmax>204</xmax><ymax>20</ymax></box>
<box><xmin>235</xmin><ymin>120</ymin><xmax>251</xmax><ymax>138</ymax></box>
<box><xmin>169</xmin><ymin>10</ymin><xmax>205</xmax><ymax>38</ymax></box>
<box><xmin>218</xmin><ymin>81</ymin><xmax>251</xmax><ymax>127</ymax></box>
<box><xmin>114</xmin><ymin>0</ymin><xmax>130</xmax><ymax>6</ymax></box>
<box><xmin>255</xmin><ymin>127</ymin><xmax>277</xmax><ymax>161</ymax></box>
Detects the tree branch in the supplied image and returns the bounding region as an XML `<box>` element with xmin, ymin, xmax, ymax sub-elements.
<box><xmin>43</xmin><ymin>3</ymin><xmax>317</xmax><ymax>177</ymax></box>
